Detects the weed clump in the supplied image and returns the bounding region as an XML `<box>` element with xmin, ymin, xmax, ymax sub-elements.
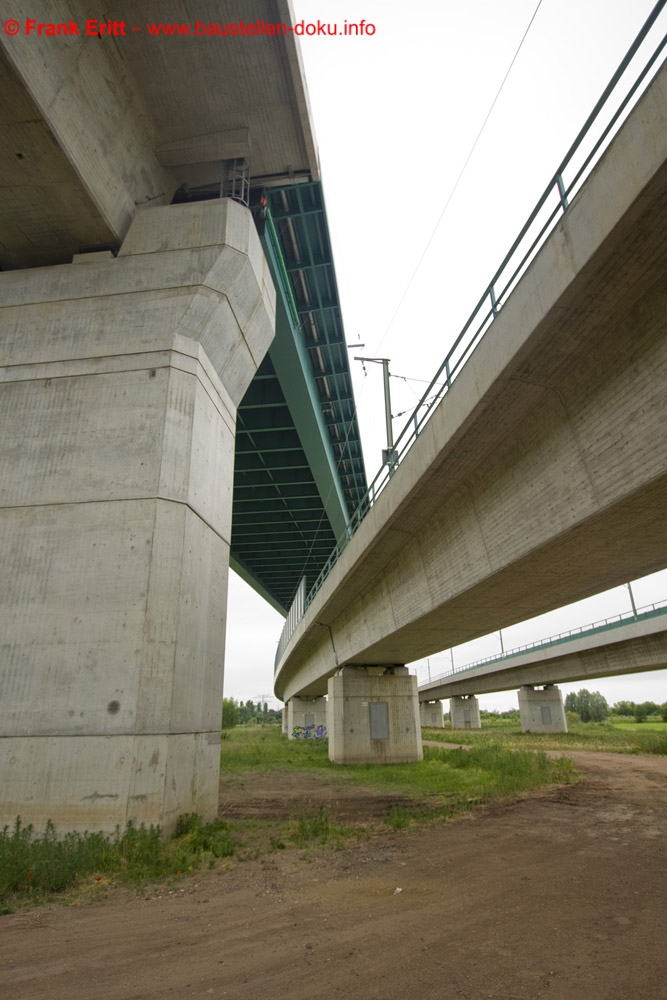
<box><xmin>0</xmin><ymin>813</ymin><xmax>238</xmax><ymax>912</ymax></box>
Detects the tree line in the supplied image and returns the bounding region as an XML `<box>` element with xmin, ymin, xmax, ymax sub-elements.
<box><xmin>222</xmin><ymin>698</ymin><xmax>282</xmax><ymax>729</ymax></box>
<box><xmin>565</xmin><ymin>689</ymin><xmax>667</xmax><ymax>723</ymax></box>
<box><xmin>220</xmin><ymin>692</ymin><xmax>667</xmax><ymax>730</ymax></box>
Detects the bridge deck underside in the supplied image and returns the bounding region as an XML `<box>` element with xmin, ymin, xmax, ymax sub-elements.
<box><xmin>231</xmin><ymin>183</ymin><xmax>367</xmax><ymax>611</ymax></box>
<box><xmin>232</xmin><ymin>354</ymin><xmax>339</xmax><ymax>610</ymax></box>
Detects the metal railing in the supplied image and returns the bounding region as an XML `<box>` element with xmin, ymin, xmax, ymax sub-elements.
<box><xmin>423</xmin><ymin>600</ymin><xmax>667</xmax><ymax>685</ymax></box>
<box><xmin>275</xmin><ymin>2</ymin><xmax>667</xmax><ymax>672</ymax></box>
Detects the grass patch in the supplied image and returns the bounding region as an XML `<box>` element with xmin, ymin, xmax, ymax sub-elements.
<box><xmin>286</xmin><ymin>805</ymin><xmax>356</xmax><ymax>848</ymax></box>
<box><xmin>423</xmin><ymin>719</ymin><xmax>667</xmax><ymax>755</ymax></box>
<box><xmin>340</xmin><ymin>743</ymin><xmax>576</xmax><ymax>827</ymax></box>
<box><xmin>221</xmin><ymin>726</ymin><xmax>577</xmax><ymax>832</ymax></box>
<box><xmin>220</xmin><ymin>724</ymin><xmax>332</xmax><ymax>773</ymax></box>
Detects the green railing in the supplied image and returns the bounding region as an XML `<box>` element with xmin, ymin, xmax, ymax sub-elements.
<box><xmin>275</xmin><ymin>1</ymin><xmax>667</xmax><ymax>672</ymax></box>
<box><xmin>422</xmin><ymin>600</ymin><xmax>667</xmax><ymax>686</ymax></box>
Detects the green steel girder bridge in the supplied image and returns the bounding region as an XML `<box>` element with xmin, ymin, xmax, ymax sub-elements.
<box><xmin>176</xmin><ymin>178</ymin><xmax>369</xmax><ymax>613</ymax></box>
<box><xmin>171</xmin><ymin>177</ymin><xmax>368</xmax><ymax>613</ymax></box>
<box><xmin>231</xmin><ymin>183</ymin><xmax>367</xmax><ymax>612</ymax></box>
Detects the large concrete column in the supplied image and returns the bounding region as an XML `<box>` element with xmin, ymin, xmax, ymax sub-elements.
<box><xmin>518</xmin><ymin>685</ymin><xmax>568</xmax><ymax>733</ymax></box>
<box><xmin>450</xmin><ymin>695</ymin><xmax>481</xmax><ymax>730</ymax></box>
<box><xmin>287</xmin><ymin>697</ymin><xmax>327</xmax><ymax>739</ymax></box>
<box><xmin>0</xmin><ymin>200</ymin><xmax>275</xmax><ymax>836</ymax></box>
<box><xmin>420</xmin><ymin>700</ymin><xmax>445</xmax><ymax>728</ymax></box>
<box><xmin>327</xmin><ymin>666</ymin><xmax>423</xmax><ymax>764</ymax></box>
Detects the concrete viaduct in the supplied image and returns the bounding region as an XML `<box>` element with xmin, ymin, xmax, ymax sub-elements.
<box><xmin>418</xmin><ymin>606</ymin><xmax>667</xmax><ymax>732</ymax></box>
<box><xmin>275</xmin><ymin>54</ymin><xmax>667</xmax><ymax>761</ymax></box>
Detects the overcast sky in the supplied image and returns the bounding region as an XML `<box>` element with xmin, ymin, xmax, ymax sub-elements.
<box><xmin>224</xmin><ymin>0</ymin><xmax>667</xmax><ymax>711</ymax></box>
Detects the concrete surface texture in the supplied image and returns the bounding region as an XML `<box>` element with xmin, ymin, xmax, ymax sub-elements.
<box><xmin>0</xmin><ymin>0</ymin><xmax>317</xmax><ymax>269</ymax></box>
<box><xmin>275</xmin><ymin>60</ymin><xmax>667</xmax><ymax>705</ymax></box>
<box><xmin>0</xmin><ymin>200</ymin><xmax>275</xmax><ymax>835</ymax></box>
<box><xmin>518</xmin><ymin>685</ymin><xmax>568</xmax><ymax>734</ymax></box>
<box><xmin>327</xmin><ymin>667</ymin><xmax>423</xmax><ymax>765</ymax></box>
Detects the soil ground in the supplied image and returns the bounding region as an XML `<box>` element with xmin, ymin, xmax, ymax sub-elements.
<box><xmin>2</xmin><ymin>750</ymin><xmax>666</xmax><ymax>1000</ymax></box>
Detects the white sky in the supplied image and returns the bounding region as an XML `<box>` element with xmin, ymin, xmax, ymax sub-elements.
<box><xmin>224</xmin><ymin>0</ymin><xmax>667</xmax><ymax>711</ymax></box>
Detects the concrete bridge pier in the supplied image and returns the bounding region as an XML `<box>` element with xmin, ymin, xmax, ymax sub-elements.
<box><xmin>518</xmin><ymin>685</ymin><xmax>568</xmax><ymax>734</ymax></box>
<box><xmin>287</xmin><ymin>696</ymin><xmax>327</xmax><ymax>739</ymax></box>
<box><xmin>450</xmin><ymin>695</ymin><xmax>481</xmax><ymax>730</ymax></box>
<box><xmin>420</xmin><ymin>700</ymin><xmax>445</xmax><ymax>728</ymax></box>
<box><xmin>327</xmin><ymin>666</ymin><xmax>423</xmax><ymax>764</ymax></box>
<box><xmin>0</xmin><ymin>199</ymin><xmax>275</xmax><ymax>836</ymax></box>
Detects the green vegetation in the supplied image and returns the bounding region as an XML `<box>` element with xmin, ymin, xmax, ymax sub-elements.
<box><xmin>610</xmin><ymin>699</ymin><xmax>667</xmax><ymax>724</ymax></box>
<box><xmin>222</xmin><ymin>698</ymin><xmax>282</xmax><ymax>728</ymax></box>
<box><xmin>426</xmin><ymin>713</ymin><xmax>667</xmax><ymax>754</ymax></box>
<box><xmin>0</xmin><ymin>814</ymin><xmax>240</xmax><ymax>914</ymax></box>
<box><xmin>564</xmin><ymin>689</ymin><xmax>609</xmax><ymax>722</ymax></box>
<box><xmin>8</xmin><ymin>712</ymin><xmax>664</xmax><ymax>915</ymax></box>
<box><xmin>218</xmin><ymin>725</ymin><xmax>576</xmax><ymax>826</ymax></box>
<box><xmin>219</xmin><ymin>722</ymin><xmax>331</xmax><ymax>772</ymax></box>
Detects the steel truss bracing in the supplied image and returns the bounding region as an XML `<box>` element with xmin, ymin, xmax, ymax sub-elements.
<box><xmin>231</xmin><ymin>182</ymin><xmax>367</xmax><ymax>611</ymax></box>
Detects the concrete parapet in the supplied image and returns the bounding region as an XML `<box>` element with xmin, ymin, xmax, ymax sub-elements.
<box><xmin>327</xmin><ymin>666</ymin><xmax>423</xmax><ymax>764</ymax></box>
<box><xmin>0</xmin><ymin>200</ymin><xmax>274</xmax><ymax>836</ymax></box>
<box><xmin>518</xmin><ymin>685</ymin><xmax>567</xmax><ymax>734</ymax></box>
<box><xmin>450</xmin><ymin>696</ymin><xmax>481</xmax><ymax>730</ymax></box>
<box><xmin>287</xmin><ymin>697</ymin><xmax>327</xmax><ymax>739</ymax></box>
<box><xmin>420</xmin><ymin>700</ymin><xmax>445</xmax><ymax>728</ymax></box>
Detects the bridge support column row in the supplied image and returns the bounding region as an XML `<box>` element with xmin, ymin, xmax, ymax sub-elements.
<box><xmin>327</xmin><ymin>666</ymin><xmax>423</xmax><ymax>764</ymax></box>
<box><xmin>0</xmin><ymin>200</ymin><xmax>275</xmax><ymax>836</ymax></box>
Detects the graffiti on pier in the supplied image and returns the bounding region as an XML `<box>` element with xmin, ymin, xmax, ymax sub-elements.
<box><xmin>292</xmin><ymin>724</ymin><xmax>326</xmax><ymax>740</ymax></box>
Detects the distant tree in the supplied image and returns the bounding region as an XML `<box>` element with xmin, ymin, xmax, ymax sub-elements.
<box><xmin>634</xmin><ymin>703</ymin><xmax>648</xmax><ymax>723</ymax></box>
<box><xmin>662</xmin><ymin>703</ymin><xmax>667</xmax><ymax>723</ymax></box>
<box><xmin>221</xmin><ymin>697</ymin><xmax>239</xmax><ymax>730</ymax></box>
<box><xmin>238</xmin><ymin>699</ymin><xmax>258</xmax><ymax>724</ymax></box>
<box><xmin>565</xmin><ymin>689</ymin><xmax>608</xmax><ymax>723</ymax></box>
<box><xmin>612</xmin><ymin>700</ymin><xmax>635</xmax><ymax>717</ymax></box>
<box><xmin>589</xmin><ymin>691</ymin><xmax>610</xmax><ymax>722</ymax></box>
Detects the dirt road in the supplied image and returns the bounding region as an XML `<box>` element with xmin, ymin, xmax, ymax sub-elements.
<box><xmin>2</xmin><ymin>751</ymin><xmax>666</xmax><ymax>1000</ymax></box>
